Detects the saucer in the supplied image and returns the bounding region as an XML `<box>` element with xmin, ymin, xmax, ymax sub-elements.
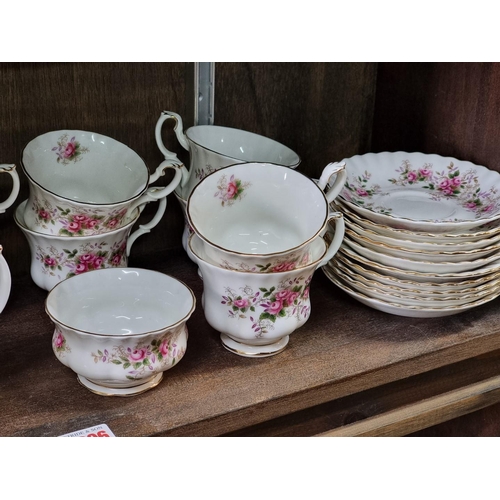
<box><xmin>77</xmin><ymin>373</ymin><xmax>163</xmax><ymax>397</ymax></box>
<box><xmin>220</xmin><ymin>333</ymin><xmax>289</xmax><ymax>357</ymax></box>
<box><xmin>338</xmin><ymin>152</ymin><xmax>500</xmax><ymax>232</ymax></box>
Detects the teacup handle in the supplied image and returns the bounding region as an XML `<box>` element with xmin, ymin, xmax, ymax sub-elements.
<box><xmin>316</xmin><ymin>211</ymin><xmax>345</xmax><ymax>269</ymax></box>
<box><xmin>128</xmin><ymin>160</ymin><xmax>183</xmax><ymax>214</ymax></box>
<box><xmin>126</xmin><ymin>196</ymin><xmax>167</xmax><ymax>255</ymax></box>
<box><xmin>316</xmin><ymin>161</ymin><xmax>347</xmax><ymax>204</ymax></box>
<box><xmin>0</xmin><ymin>164</ymin><xmax>20</xmax><ymax>213</ymax></box>
<box><xmin>155</xmin><ymin>110</ymin><xmax>191</xmax><ymax>187</ymax></box>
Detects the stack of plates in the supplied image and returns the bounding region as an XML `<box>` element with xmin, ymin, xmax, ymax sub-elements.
<box><xmin>324</xmin><ymin>151</ymin><xmax>500</xmax><ymax>317</ymax></box>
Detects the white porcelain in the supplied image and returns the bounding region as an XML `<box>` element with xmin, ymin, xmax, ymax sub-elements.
<box><xmin>338</xmin><ymin>244</ymin><xmax>500</xmax><ymax>283</ymax></box>
<box><xmin>332</xmin><ymin>252</ymin><xmax>500</xmax><ymax>294</ymax></box>
<box><xmin>45</xmin><ymin>268</ymin><xmax>196</xmax><ymax>396</ymax></box>
<box><xmin>337</xmin><ymin>199</ymin><xmax>500</xmax><ymax>247</ymax></box>
<box><xmin>189</xmin><ymin>228</ymin><xmax>337</xmax><ymax>273</ymax></box>
<box><xmin>174</xmin><ymin>190</ymin><xmax>196</xmax><ymax>262</ymax></box>
<box><xmin>187</xmin><ymin>161</ymin><xmax>346</xmax><ymax>263</ymax></box>
<box><xmin>344</xmin><ymin>228</ymin><xmax>500</xmax><ymax>263</ymax></box>
<box><xmin>21</xmin><ymin>130</ymin><xmax>183</xmax><ymax>236</ymax></box>
<box><xmin>338</xmin><ymin>152</ymin><xmax>500</xmax><ymax>232</ymax></box>
<box><xmin>0</xmin><ymin>164</ymin><xmax>20</xmax><ymax>213</ymax></box>
<box><xmin>189</xmin><ymin>232</ymin><xmax>333</xmax><ymax>356</ymax></box>
<box><xmin>323</xmin><ymin>265</ymin><xmax>500</xmax><ymax>318</ymax></box>
<box><xmin>343</xmin><ymin>236</ymin><xmax>500</xmax><ymax>274</ymax></box>
<box><xmin>329</xmin><ymin>264</ymin><xmax>499</xmax><ymax>308</ymax></box>
<box><xmin>155</xmin><ymin>110</ymin><xmax>301</xmax><ymax>200</ymax></box>
<box><xmin>0</xmin><ymin>247</ymin><xmax>12</xmax><ymax>313</ymax></box>
<box><xmin>15</xmin><ymin>199</ymin><xmax>165</xmax><ymax>291</ymax></box>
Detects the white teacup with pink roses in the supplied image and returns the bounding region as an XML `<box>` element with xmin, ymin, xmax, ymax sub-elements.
<box><xmin>21</xmin><ymin>130</ymin><xmax>183</xmax><ymax>236</ymax></box>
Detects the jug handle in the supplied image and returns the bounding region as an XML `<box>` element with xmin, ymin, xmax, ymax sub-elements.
<box><xmin>0</xmin><ymin>164</ymin><xmax>20</xmax><ymax>213</ymax></box>
<box><xmin>155</xmin><ymin>110</ymin><xmax>191</xmax><ymax>187</ymax></box>
<box><xmin>316</xmin><ymin>161</ymin><xmax>347</xmax><ymax>204</ymax></box>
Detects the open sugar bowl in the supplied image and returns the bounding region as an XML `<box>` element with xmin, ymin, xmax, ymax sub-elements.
<box><xmin>45</xmin><ymin>268</ymin><xmax>196</xmax><ymax>396</ymax></box>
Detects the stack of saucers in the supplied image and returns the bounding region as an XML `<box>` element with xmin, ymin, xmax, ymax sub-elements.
<box><xmin>323</xmin><ymin>151</ymin><xmax>500</xmax><ymax>318</ymax></box>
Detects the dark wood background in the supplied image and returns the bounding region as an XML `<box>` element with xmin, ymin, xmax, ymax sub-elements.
<box><xmin>2</xmin><ymin>62</ymin><xmax>500</xmax><ymax>436</ymax></box>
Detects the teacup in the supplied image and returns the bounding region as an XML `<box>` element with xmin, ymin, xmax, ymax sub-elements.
<box><xmin>155</xmin><ymin>110</ymin><xmax>301</xmax><ymax>200</ymax></box>
<box><xmin>0</xmin><ymin>164</ymin><xmax>20</xmax><ymax>213</ymax></box>
<box><xmin>15</xmin><ymin>198</ymin><xmax>166</xmax><ymax>291</ymax></box>
<box><xmin>46</xmin><ymin>268</ymin><xmax>196</xmax><ymax>396</ymax></box>
<box><xmin>187</xmin><ymin>161</ymin><xmax>346</xmax><ymax>260</ymax></box>
<box><xmin>21</xmin><ymin>130</ymin><xmax>183</xmax><ymax>236</ymax></box>
<box><xmin>0</xmin><ymin>246</ymin><xmax>12</xmax><ymax>314</ymax></box>
<box><xmin>189</xmin><ymin>231</ymin><xmax>335</xmax><ymax>357</ymax></box>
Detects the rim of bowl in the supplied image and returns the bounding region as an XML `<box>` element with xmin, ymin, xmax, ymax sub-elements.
<box><xmin>14</xmin><ymin>199</ymin><xmax>141</xmax><ymax>238</ymax></box>
<box><xmin>185</xmin><ymin>125</ymin><xmax>301</xmax><ymax>168</ymax></box>
<box><xmin>186</xmin><ymin>162</ymin><xmax>330</xmax><ymax>257</ymax></box>
<box><xmin>188</xmin><ymin>232</ymin><xmax>328</xmax><ymax>274</ymax></box>
<box><xmin>21</xmin><ymin>130</ymin><xmax>151</xmax><ymax>207</ymax></box>
<box><xmin>45</xmin><ymin>267</ymin><xmax>196</xmax><ymax>337</ymax></box>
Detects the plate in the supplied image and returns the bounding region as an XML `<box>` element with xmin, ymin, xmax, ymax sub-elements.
<box><xmin>323</xmin><ymin>265</ymin><xmax>500</xmax><ymax>318</ymax></box>
<box><xmin>338</xmin><ymin>244</ymin><xmax>500</xmax><ymax>282</ymax></box>
<box><xmin>338</xmin><ymin>152</ymin><xmax>500</xmax><ymax>232</ymax></box>
<box><xmin>343</xmin><ymin>237</ymin><xmax>500</xmax><ymax>274</ymax></box>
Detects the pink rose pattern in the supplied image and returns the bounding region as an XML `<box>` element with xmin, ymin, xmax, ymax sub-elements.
<box><xmin>30</xmin><ymin>196</ymin><xmax>128</xmax><ymax>236</ymax></box>
<box><xmin>52</xmin><ymin>327</ymin><xmax>71</xmax><ymax>357</ymax></box>
<box><xmin>214</xmin><ymin>174</ymin><xmax>251</xmax><ymax>206</ymax></box>
<box><xmin>221</xmin><ymin>276</ymin><xmax>312</xmax><ymax>337</ymax></box>
<box><xmin>52</xmin><ymin>134</ymin><xmax>89</xmax><ymax>165</ymax></box>
<box><xmin>89</xmin><ymin>327</ymin><xmax>187</xmax><ymax>380</ymax></box>
<box><xmin>219</xmin><ymin>250</ymin><xmax>311</xmax><ymax>273</ymax></box>
<box><xmin>341</xmin><ymin>160</ymin><xmax>500</xmax><ymax>220</ymax></box>
<box><xmin>35</xmin><ymin>239</ymin><xmax>127</xmax><ymax>281</ymax></box>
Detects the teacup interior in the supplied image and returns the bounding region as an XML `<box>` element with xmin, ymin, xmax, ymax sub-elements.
<box><xmin>188</xmin><ymin>163</ymin><xmax>328</xmax><ymax>254</ymax></box>
<box><xmin>187</xmin><ymin>126</ymin><xmax>300</xmax><ymax>167</ymax></box>
<box><xmin>22</xmin><ymin>131</ymin><xmax>149</xmax><ymax>204</ymax></box>
<box><xmin>46</xmin><ymin>268</ymin><xmax>194</xmax><ymax>335</ymax></box>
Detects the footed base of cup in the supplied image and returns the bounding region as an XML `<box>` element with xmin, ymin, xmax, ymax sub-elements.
<box><xmin>77</xmin><ymin>372</ymin><xmax>163</xmax><ymax>397</ymax></box>
<box><xmin>220</xmin><ymin>333</ymin><xmax>289</xmax><ymax>358</ymax></box>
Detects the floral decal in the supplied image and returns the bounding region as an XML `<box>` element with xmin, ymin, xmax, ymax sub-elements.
<box><xmin>214</xmin><ymin>174</ymin><xmax>250</xmax><ymax>206</ymax></box>
<box><xmin>52</xmin><ymin>134</ymin><xmax>89</xmax><ymax>164</ymax></box>
<box><xmin>195</xmin><ymin>164</ymin><xmax>217</xmax><ymax>182</ymax></box>
<box><xmin>90</xmin><ymin>328</ymin><xmax>186</xmax><ymax>380</ymax></box>
<box><xmin>341</xmin><ymin>160</ymin><xmax>500</xmax><ymax>219</ymax></box>
<box><xmin>52</xmin><ymin>327</ymin><xmax>71</xmax><ymax>357</ymax></box>
<box><xmin>221</xmin><ymin>275</ymin><xmax>311</xmax><ymax>337</ymax></box>
<box><xmin>36</xmin><ymin>239</ymin><xmax>127</xmax><ymax>281</ymax></box>
<box><xmin>30</xmin><ymin>196</ymin><xmax>128</xmax><ymax>236</ymax></box>
<box><xmin>219</xmin><ymin>251</ymin><xmax>311</xmax><ymax>273</ymax></box>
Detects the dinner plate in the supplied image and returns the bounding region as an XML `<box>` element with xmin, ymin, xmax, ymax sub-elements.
<box><xmin>323</xmin><ymin>264</ymin><xmax>500</xmax><ymax>318</ymax></box>
<box><xmin>338</xmin><ymin>152</ymin><xmax>500</xmax><ymax>232</ymax></box>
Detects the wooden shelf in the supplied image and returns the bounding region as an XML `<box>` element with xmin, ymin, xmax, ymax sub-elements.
<box><xmin>2</xmin><ymin>248</ymin><xmax>500</xmax><ymax>437</ymax></box>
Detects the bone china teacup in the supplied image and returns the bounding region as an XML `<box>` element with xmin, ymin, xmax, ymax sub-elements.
<box><xmin>15</xmin><ymin>198</ymin><xmax>166</xmax><ymax>291</ymax></box>
<box><xmin>0</xmin><ymin>246</ymin><xmax>12</xmax><ymax>314</ymax></box>
<box><xmin>186</xmin><ymin>161</ymin><xmax>347</xmax><ymax>261</ymax></box>
<box><xmin>155</xmin><ymin>110</ymin><xmax>301</xmax><ymax>200</ymax></box>
<box><xmin>21</xmin><ymin>130</ymin><xmax>183</xmax><ymax>236</ymax></box>
<box><xmin>0</xmin><ymin>164</ymin><xmax>20</xmax><ymax>213</ymax></box>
